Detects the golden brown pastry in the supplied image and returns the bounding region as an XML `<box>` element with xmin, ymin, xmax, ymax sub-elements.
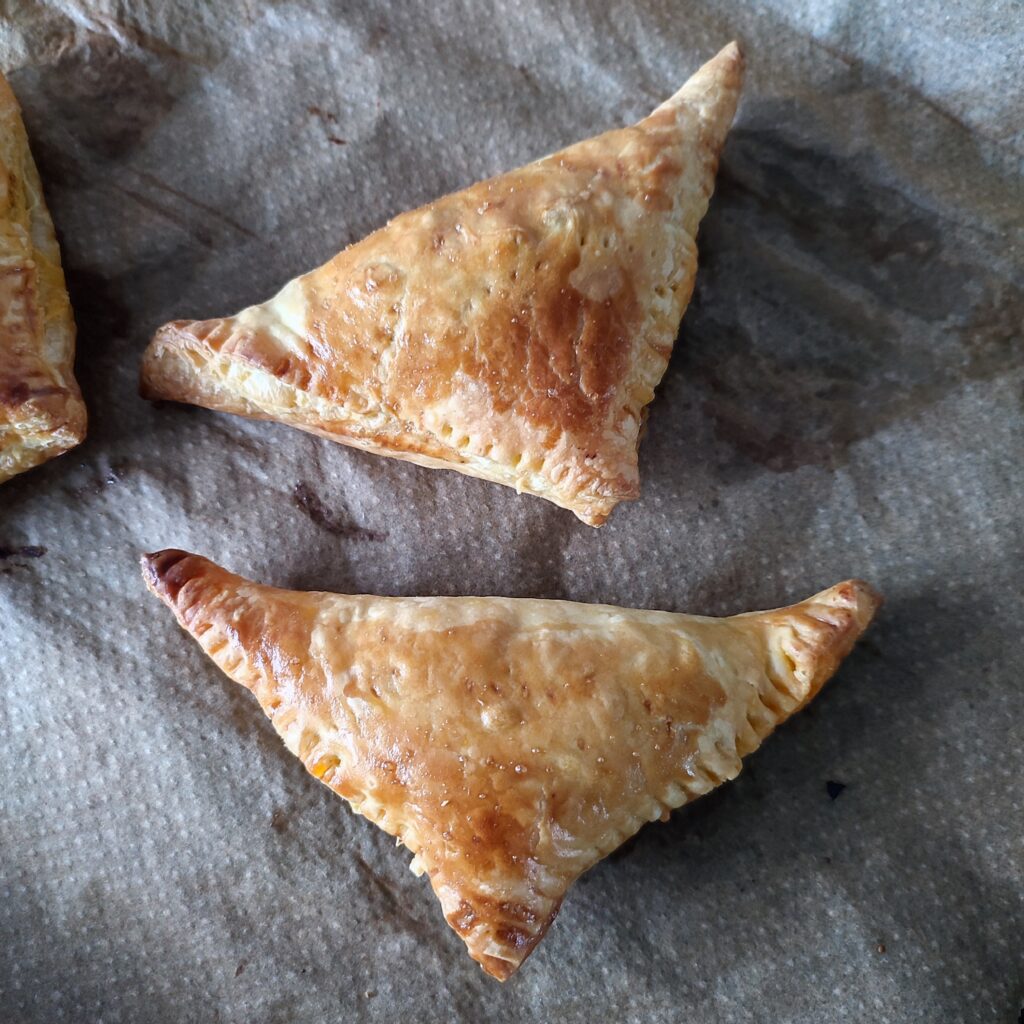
<box><xmin>140</xmin><ymin>43</ymin><xmax>744</xmax><ymax>525</ymax></box>
<box><xmin>0</xmin><ymin>71</ymin><xmax>85</xmax><ymax>484</ymax></box>
<box><xmin>142</xmin><ymin>549</ymin><xmax>880</xmax><ymax>979</ymax></box>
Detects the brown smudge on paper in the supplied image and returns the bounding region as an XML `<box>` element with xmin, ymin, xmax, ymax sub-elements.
<box><xmin>348</xmin><ymin>853</ymin><xmax>448</xmax><ymax>956</ymax></box>
<box><xmin>366</xmin><ymin>23</ymin><xmax>389</xmax><ymax>51</ymax></box>
<box><xmin>307</xmin><ymin>106</ymin><xmax>338</xmax><ymax>124</ymax></box>
<box><xmin>292</xmin><ymin>482</ymin><xmax>387</xmax><ymax>542</ymax></box>
<box><xmin>0</xmin><ymin>545</ymin><xmax>46</xmax><ymax>559</ymax></box>
<box><xmin>0</xmin><ymin>545</ymin><xmax>46</xmax><ymax>576</ymax></box>
<box><xmin>676</xmin><ymin>124</ymin><xmax>1024</xmax><ymax>476</ymax></box>
<box><xmin>307</xmin><ymin>106</ymin><xmax>348</xmax><ymax>148</ymax></box>
<box><xmin>34</xmin><ymin>35</ymin><xmax>182</xmax><ymax>166</ymax></box>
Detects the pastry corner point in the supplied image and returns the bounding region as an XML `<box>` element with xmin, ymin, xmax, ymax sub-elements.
<box><xmin>141</xmin><ymin>548</ymin><xmax>202</xmax><ymax>605</ymax></box>
<box><xmin>778</xmin><ymin>578</ymin><xmax>882</xmax><ymax>702</ymax></box>
<box><xmin>478</xmin><ymin>954</ymin><xmax>516</xmax><ymax>983</ymax></box>
<box><xmin>649</xmin><ymin>39</ymin><xmax>745</xmax><ymax>144</ymax></box>
<box><xmin>697</xmin><ymin>39</ymin><xmax>746</xmax><ymax>86</ymax></box>
<box><xmin>721</xmin><ymin>39</ymin><xmax>745</xmax><ymax>68</ymax></box>
<box><xmin>821</xmin><ymin>577</ymin><xmax>883</xmax><ymax>631</ymax></box>
<box><xmin>139</xmin><ymin>320</ymin><xmax>189</xmax><ymax>400</ymax></box>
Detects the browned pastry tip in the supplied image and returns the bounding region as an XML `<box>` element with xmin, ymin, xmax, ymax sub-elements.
<box><xmin>141</xmin><ymin>549</ymin><xmax>246</xmax><ymax>638</ymax></box>
<box><xmin>141</xmin><ymin>549</ymin><xmax>198</xmax><ymax>603</ymax></box>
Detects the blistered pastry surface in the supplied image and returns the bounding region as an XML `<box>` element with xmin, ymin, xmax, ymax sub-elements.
<box><xmin>143</xmin><ymin>549</ymin><xmax>879</xmax><ymax>979</ymax></box>
<box><xmin>0</xmin><ymin>72</ymin><xmax>85</xmax><ymax>484</ymax></box>
<box><xmin>141</xmin><ymin>45</ymin><xmax>744</xmax><ymax>524</ymax></box>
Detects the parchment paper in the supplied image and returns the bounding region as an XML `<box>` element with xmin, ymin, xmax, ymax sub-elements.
<box><xmin>2</xmin><ymin>2</ymin><xmax>1022</xmax><ymax>1022</ymax></box>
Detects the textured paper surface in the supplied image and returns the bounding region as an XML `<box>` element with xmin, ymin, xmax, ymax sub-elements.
<box><xmin>1</xmin><ymin>2</ymin><xmax>1022</xmax><ymax>1021</ymax></box>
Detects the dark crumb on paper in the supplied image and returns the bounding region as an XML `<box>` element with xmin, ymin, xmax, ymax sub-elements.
<box><xmin>292</xmin><ymin>482</ymin><xmax>387</xmax><ymax>542</ymax></box>
<box><xmin>307</xmin><ymin>108</ymin><xmax>347</xmax><ymax>147</ymax></box>
<box><xmin>826</xmin><ymin>780</ymin><xmax>846</xmax><ymax>800</ymax></box>
<box><xmin>0</xmin><ymin>544</ymin><xmax>46</xmax><ymax>559</ymax></box>
<box><xmin>307</xmin><ymin>105</ymin><xmax>338</xmax><ymax>123</ymax></box>
<box><xmin>270</xmin><ymin>807</ymin><xmax>289</xmax><ymax>834</ymax></box>
<box><xmin>234</xmin><ymin>958</ymin><xmax>248</xmax><ymax>977</ymax></box>
<box><xmin>517</xmin><ymin>63</ymin><xmax>538</xmax><ymax>89</ymax></box>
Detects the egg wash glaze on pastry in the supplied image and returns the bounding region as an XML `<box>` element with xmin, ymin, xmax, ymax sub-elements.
<box><xmin>141</xmin><ymin>43</ymin><xmax>744</xmax><ymax>524</ymax></box>
<box><xmin>143</xmin><ymin>549</ymin><xmax>881</xmax><ymax>979</ymax></box>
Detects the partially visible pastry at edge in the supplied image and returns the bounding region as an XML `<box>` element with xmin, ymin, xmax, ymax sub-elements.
<box><xmin>140</xmin><ymin>43</ymin><xmax>744</xmax><ymax>525</ymax></box>
<box><xmin>142</xmin><ymin>549</ymin><xmax>880</xmax><ymax>979</ymax></box>
<box><xmin>0</xmin><ymin>71</ymin><xmax>85</xmax><ymax>484</ymax></box>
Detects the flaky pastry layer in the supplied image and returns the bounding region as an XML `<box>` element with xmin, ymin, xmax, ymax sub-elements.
<box><xmin>141</xmin><ymin>43</ymin><xmax>744</xmax><ymax>524</ymax></box>
<box><xmin>143</xmin><ymin>549</ymin><xmax>880</xmax><ymax>979</ymax></box>
<box><xmin>0</xmin><ymin>71</ymin><xmax>85</xmax><ymax>484</ymax></box>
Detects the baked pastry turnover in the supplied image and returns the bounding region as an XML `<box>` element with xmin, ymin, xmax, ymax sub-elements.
<box><xmin>0</xmin><ymin>71</ymin><xmax>85</xmax><ymax>484</ymax></box>
<box><xmin>141</xmin><ymin>43</ymin><xmax>744</xmax><ymax>524</ymax></box>
<box><xmin>143</xmin><ymin>549</ymin><xmax>880</xmax><ymax>979</ymax></box>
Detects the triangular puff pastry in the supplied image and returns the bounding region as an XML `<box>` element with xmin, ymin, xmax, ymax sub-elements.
<box><xmin>140</xmin><ymin>44</ymin><xmax>744</xmax><ymax>525</ymax></box>
<box><xmin>0</xmin><ymin>71</ymin><xmax>86</xmax><ymax>484</ymax></box>
<box><xmin>143</xmin><ymin>550</ymin><xmax>880</xmax><ymax>979</ymax></box>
